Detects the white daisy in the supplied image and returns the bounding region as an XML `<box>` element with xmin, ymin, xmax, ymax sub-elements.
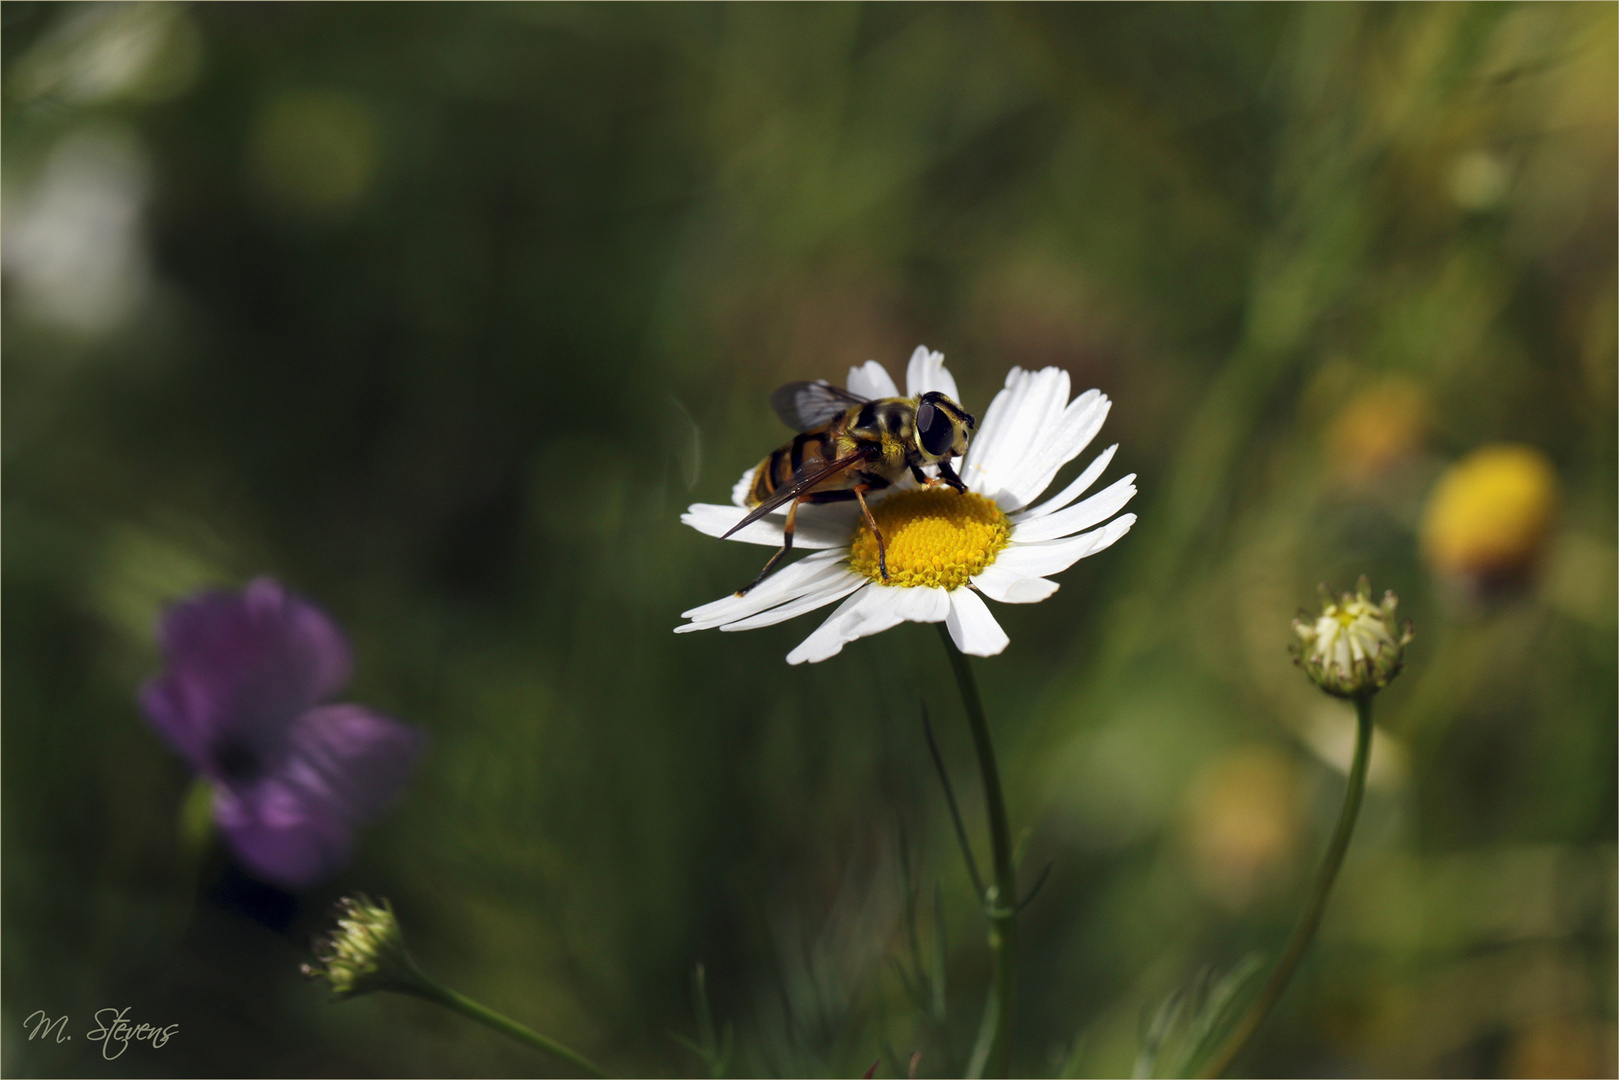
<box><xmin>676</xmin><ymin>346</ymin><xmax>1137</xmax><ymax>664</ymax></box>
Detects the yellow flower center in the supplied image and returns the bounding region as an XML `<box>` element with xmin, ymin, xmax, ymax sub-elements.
<box><xmin>849</xmin><ymin>488</ymin><xmax>1010</xmax><ymax>588</ymax></box>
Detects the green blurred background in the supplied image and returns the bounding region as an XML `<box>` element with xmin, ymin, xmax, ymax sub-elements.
<box><xmin>3</xmin><ymin>3</ymin><xmax>1614</xmax><ymax>1076</ymax></box>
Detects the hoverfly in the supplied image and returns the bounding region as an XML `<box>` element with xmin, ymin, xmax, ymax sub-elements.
<box><xmin>725</xmin><ymin>379</ymin><xmax>977</xmax><ymax>596</ymax></box>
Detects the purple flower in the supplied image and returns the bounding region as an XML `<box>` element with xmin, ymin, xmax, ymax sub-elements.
<box><xmin>141</xmin><ymin>578</ymin><xmax>425</xmax><ymax>889</ymax></box>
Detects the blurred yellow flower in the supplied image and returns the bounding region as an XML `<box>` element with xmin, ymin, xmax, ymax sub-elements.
<box><xmin>1421</xmin><ymin>444</ymin><xmax>1559</xmax><ymax>587</ymax></box>
<box><xmin>1503</xmin><ymin>1015</ymin><xmax>1617</xmax><ymax>1080</ymax></box>
<box><xmin>1181</xmin><ymin>746</ymin><xmax>1303</xmax><ymax>910</ymax></box>
<box><xmin>1327</xmin><ymin>378</ymin><xmax>1428</xmax><ymax>484</ymax></box>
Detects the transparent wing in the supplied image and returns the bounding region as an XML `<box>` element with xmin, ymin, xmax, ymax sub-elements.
<box><xmin>770</xmin><ymin>381</ymin><xmax>868</xmax><ymax>432</ymax></box>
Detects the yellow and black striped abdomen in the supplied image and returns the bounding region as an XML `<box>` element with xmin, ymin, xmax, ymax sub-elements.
<box><xmin>746</xmin><ymin>424</ymin><xmax>847</xmax><ymax>507</ymax></box>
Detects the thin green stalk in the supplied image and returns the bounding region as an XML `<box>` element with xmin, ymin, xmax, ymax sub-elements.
<box><xmin>410</xmin><ymin>979</ymin><xmax>609</xmax><ymax>1078</ymax></box>
<box><xmin>1196</xmin><ymin>697</ymin><xmax>1376</xmax><ymax>1079</ymax></box>
<box><xmin>937</xmin><ymin>626</ymin><xmax>1017</xmax><ymax>1080</ymax></box>
<box><xmin>922</xmin><ymin>704</ymin><xmax>987</xmax><ymax>899</ymax></box>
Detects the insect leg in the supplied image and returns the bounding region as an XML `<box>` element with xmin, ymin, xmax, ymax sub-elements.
<box><xmin>736</xmin><ymin>497</ymin><xmax>802</xmax><ymax>596</ymax></box>
<box><xmin>915</xmin><ymin>460</ymin><xmax>968</xmax><ymax>492</ymax></box>
<box><xmin>853</xmin><ymin>484</ymin><xmax>888</xmax><ymax>581</ymax></box>
<box><xmin>933</xmin><ymin>458</ymin><xmax>968</xmax><ymax>493</ymax></box>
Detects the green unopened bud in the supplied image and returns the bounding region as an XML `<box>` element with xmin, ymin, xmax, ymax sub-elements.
<box><xmin>301</xmin><ymin>894</ymin><xmax>432</xmax><ymax>1000</ymax></box>
<box><xmin>1291</xmin><ymin>576</ymin><xmax>1413</xmax><ymax>699</ymax></box>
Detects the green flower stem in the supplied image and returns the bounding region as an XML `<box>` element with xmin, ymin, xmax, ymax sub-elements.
<box><xmin>938</xmin><ymin>626</ymin><xmax>1017</xmax><ymax>1080</ymax></box>
<box><xmin>408</xmin><ymin>978</ymin><xmax>608</xmax><ymax>1078</ymax></box>
<box><xmin>1197</xmin><ymin>696</ymin><xmax>1376</xmax><ymax>1080</ymax></box>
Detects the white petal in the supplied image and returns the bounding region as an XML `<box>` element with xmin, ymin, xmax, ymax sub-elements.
<box><xmin>847</xmin><ymin>360</ymin><xmax>900</xmax><ymax>400</ymax></box>
<box><xmin>784</xmin><ymin>589</ymin><xmax>869</xmax><ymax>665</ymax></box>
<box><xmin>997</xmin><ymin>390</ymin><xmax>1111</xmax><ymax>511</ymax></box>
<box><xmin>721</xmin><ymin>573</ymin><xmax>865</xmax><ymax>631</ymax></box>
<box><xmin>959</xmin><ymin>366</ymin><xmax>1037</xmax><ymax>493</ymax></box>
<box><xmin>682</xmin><ymin>503</ymin><xmax>785</xmax><ymax>547</ymax></box>
<box><xmin>971</xmin><ymin>563</ymin><xmax>1059</xmax><ymax>604</ymax></box>
<box><xmin>678</xmin><ymin>549</ymin><xmax>848</xmax><ymax>627</ymax></box>
<box><xmin>992</xmin><ymin>513</ymin><xmax>1137</xmax><ymax>577</ymax></box>
<box><xmin>787</xmin><ymin>585</ymin><xmax>905</xmax><ymax>664</ymax></box>
<box><xmin>890</xmin><ymin>584</ymin><xmax>951</xmax><ymax>624</ymax></box>
<box><xmin>1014</xmin><ymin>444</ymin><xmax>1118</xmax><ymax>520</ymax></box>
<box><xmin>838</xmin><ymin>586</ymin><xmax>912</xmax><ymax>636</ymax></box>
<box><xmin>1005</xmin><ymin>473</ymin><xmax>1136</xmax><ymax>544</ymax></box>
<box><xmin>961</xmin><ymin>367</ymin><xmax>1071</xmax><ymax>505</ymax></box>
<box><xmin>680</xmin><ymin>502</ymin><xmax>856</xmax><ymax>549</ymax></box>
<box><xmin>904</xmin><ymin>346</ymin><xmax>960</xmax><ymax>403</ymax></box>
<box><xmin>945</xmin><ymin>587</ymin><xmax>1009</xmax><ymax>657</ymax></box>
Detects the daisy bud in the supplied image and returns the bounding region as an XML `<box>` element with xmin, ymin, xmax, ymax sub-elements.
<box><xmin>1291</xmin><ymin>577</ymin><xmax>1414</xmax><ymax>699</ymax></box>
<box><xmin>301</xmin><ymin>894</ymin><xmax>430</xmax><ymax>1000</ymax></box>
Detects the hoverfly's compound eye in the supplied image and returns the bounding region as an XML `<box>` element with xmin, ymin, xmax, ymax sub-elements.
<box><xmin>917</xmin><ymin>400</ymin><xmax>954</xmax><ymax>457</ymax></box>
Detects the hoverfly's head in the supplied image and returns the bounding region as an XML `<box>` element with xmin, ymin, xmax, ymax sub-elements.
<box><xmin>914</xmin><ymin>391</ymin><xmax>976</xmax><ymax>463</ymax></box>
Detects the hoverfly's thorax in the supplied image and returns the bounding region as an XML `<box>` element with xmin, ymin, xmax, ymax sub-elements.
<box><xmin>850</xmin><ymin>399</ymin><xmax>915</xmax><ymax>440</ymax></box>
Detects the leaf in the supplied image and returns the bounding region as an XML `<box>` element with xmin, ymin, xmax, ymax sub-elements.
<box><xmin>672</xmin><ymin>962</ymin><xmax>733</xmax><ymax>1078</ymax></box>
<box><xmin>1132</xmin><ymin>954</ymin><xmax>1264</xmax><ymax>1079</ymax></box>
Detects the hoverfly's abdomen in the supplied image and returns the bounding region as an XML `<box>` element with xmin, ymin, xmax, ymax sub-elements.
<box><xmin>745</xmin><ymin>455</ymin><xmax>775</xmax><ymax>507</ymax></box>
<box><xmin>745</xmin><ymin>428</ymin><xmax>845</xmax><ymax>507</ymax></box>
